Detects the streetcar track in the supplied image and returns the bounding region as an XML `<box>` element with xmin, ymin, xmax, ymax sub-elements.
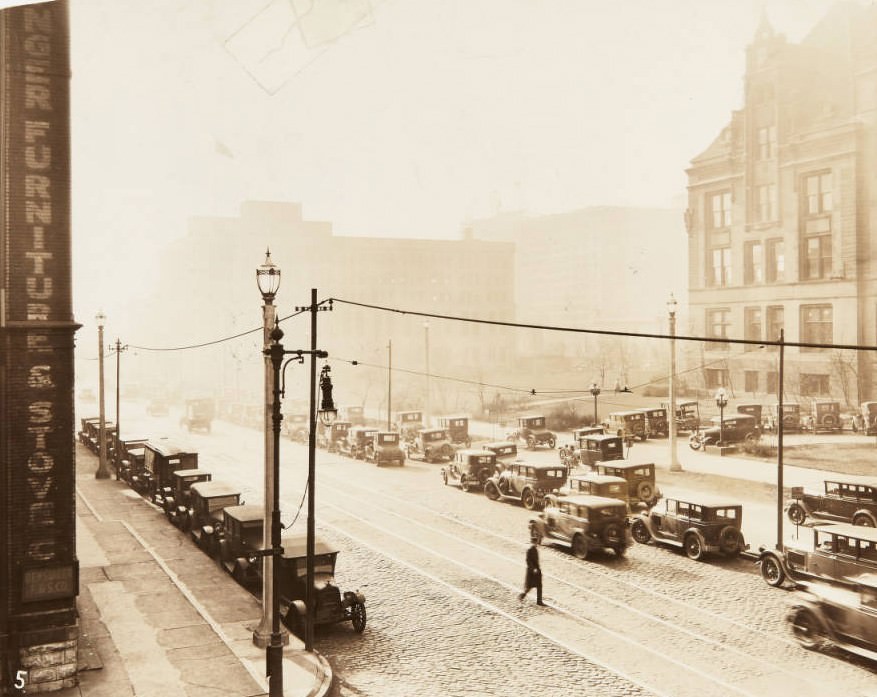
<box><xmin>317</xmin><ymin>465</ymin><xmax>794</xmax><ymax>646</ymax></box>
<box><xmin>318</xmin><ymin>482</ymin><xmax>817</xmax><ymax>688</ymax></box>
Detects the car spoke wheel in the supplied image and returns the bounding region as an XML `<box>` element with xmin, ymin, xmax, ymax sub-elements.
<box><xmin>719</xmin><ymin>525</ymin><xmax>742</xmax><ymax>555</ymax></box>
<box><xmin>548</xmin><ymin>437</ymin><xmax>556</xmax><ymax>449</ymax></box>
<box><xmin>522</xmin><ymin>490</ymin><xmax>537</xmax><ymax>510</ymax></box>
<box><xmin>460</xmin><ymin>476</ymin><xmax>470</xmax><ymax>493</ymax></box>
<box><xmin>853</xmin><ymin>513</ymin><xmax>875</xmax><ymax>527</ymax></box>
<box><xmin>526</xmin><ymin>436</ymin><xmax>536</xmax><ymax>450</ymax></box>
<box><xmin>688</xmin><ymin>434</ymin><xmax>702</xmax><ymax>451</ymax></box>
<box><xmin>441</xmin><ymin>470</ymin><xmax>448</xmax><ymax>485</ymax></box>
<box><xmin>631</xmin><ymin>519</ymin><xmax>651</xmax><ymax>544</ymax></box>
<box><xmin>351</xmin><ymin>602</ymin><xmax>367</xmax><ymax>633</ymax></box>
<box><xmin>760</xmin><ymin>555</ymin><xmax>786</xmax><ymax>587</ymax></box>
<box><xmin>787</xmin><ymin>503</ymin><xmax>807</xmax><ymax>526</ymax></box>
<box><xmin>684</xmin><ymin>533</ymin><xmax>704</xmax><ymax>561</ymax></box>
<box><xmin>484</xmin><ymin>481</ymin><xmax>500</xmax><ymax>500</ymax></box>
<box><xmin>790</xmin><ymin>607</ymin><xmax>825</xmax><ymax>650</ymax></box>
<box><xmin>571</xmin><ymin>534</ymin><xmax>588</xmax><ymax>560</ymax></box>
<box><xmin>636</xmin><ymin>481</ymin><xmax>654</xmax><ymax>503</ymax></box>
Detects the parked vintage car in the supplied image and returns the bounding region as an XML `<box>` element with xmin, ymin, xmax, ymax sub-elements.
<box><xmin>506</xmin><ymin>415</ymin><xmax>556</xmax><ymax>450</ymax></box>
<box><xmin>481</xmin><ymin>441</ymin><xmax>518</xmax><ymax>470</ymax></box>
<box><xmin>852</xmin><ymin>401</ymin><xmax>877</xmax><ymax>435</ymax></box>
<box><xmin>688</xmin><ymin>413</ymin><xmax>761</xmax><ymax>450</ymax></box>
<box><xmin>786</xmin><ymin>481</ymin><xmax>877</xmax><ymax>527</ymax></box>
<box><xmin>807</xmin><ymin>400</ymin><xmax>842</xmax><ymax>434</ymax></box>
<box><xmin>394</xmin><ymin>410</ymin><xmax>424</xmax><ymax>443</ymax></box>
<box><xmin>146</xmin><ymin>398</ymin><xmax>169</xmax><ymax>417</ymax></box>
<box><xmin>631</xmin><ymin>498</ymin><xmax>746</xmax><ymax>560</ymax></box>
<box><xmin>340</xmin><ymin>426</ymin><xmax>378</xmax><ymax>459</ymax></box>
<box><xmin>112</xmin><ymin>434</ymin><xmax>149</xmax><ymax>482</ymax></box>
<box><xmin>441</xmin><ymin>449</ymin><xmax>497</xmax><ymax>492</ymax></box>
<box><xmin>316</xmin><ymin>421</ymin><xmax>351</xmax><ymax>453</ymax></box>
<box><xmin>187</xmin><ymin>481</ymin><xmax>243</xmax><ymax>553</ymax></box>
<box><xmin>157</xmin><ymin>468</ymin><xmax>212</xmax><ymax>525</ymax></box>
<box><xmin>405</xmin><ymin>428</ymin><xmax>453</xmax><ymax>463</ymax></box>
<box><xmin>367</xmin><ymin>431</ymin><xmax>405</xmax><ymax>467</ymax></box>
<box><xmin>216</xmin><ymin>504</ymin><xmax>264</xmax><ymax>587</ymax></box>
<box><xmin>603</xmin><ymin>411</ymin><xmax>647</xmax><ymax>441</ymax></box>
<box><xmin>78</xmin><ymin>417</ymin><xmax>116</xmax><ymax>456</ymax></box>
<box><xmin>558</xmin><ymin>426</ymin><xmax>604</xmax><ymax>466</ymax></box>
<box><xmin>595</xmin><ymin>460</ymin><xmax>661</xmax><ymax>508</ymax></box>
<box><xmin>438</xmin><ymin>415</ymin><xmax>472</xmax><ymax>447</ymax></box>
<box><xmin>637</xmin><ymin>407</ymin><xmax>669</xmax><ymax>438</ymax></box>
<box><xmin>553</xmin><ymin>473</ymin><xmax>629</xmax><ymax>511</ymax></box>
<box><xmin>180</xmin><ymin>397</ymin><xmax>214</xmax><ymax>433</ymax></box>
<box><xmin>664</xmin><ymin>400</ymin><xmax>700</xmax><ymax>434</ymax></box>
<box><xmin>764</xmin><ymin>402</ymin><xmax>802</xmax><ymax>432</ymax></box>
<box><xmin>283</xmin><ymin>413</ymin><xmax>309</xmax><ymax>443</ymax></box>
<box><xmin>577</xmin><ymin>434</ymin><xmax>625</xmax><ymax>468</ymax></box>
<box><xmin>787</xmin><ymin>574</ymin><xmax>877</xmax><ymax>659</ymax></box>
<box><xmin>484</xmin><ymin>462</ymin><xmax>567</xmax><ymax>510</ymax></box>
<box><xmin>340</xmin><ymin>405</ymin><xmax>366</xmax><ymax>425</ymax></box>
<box><xmin>279</xmin><ymin>533</ymin><xmax>366</xmax><ymax>637</ymax></box>
<box><xmin>757</xmin><ymin>522</ymin><xmax>877</xmax><ymax>588</ymax></box>
<box><xmin>529</xmin><ymin>494</ymin><xmax>631</xmax><ymax>559</ymax></box>
<box><xmin>137</xmin><ymin>439</ymin><xmax>198</xmax><ymax>500</ymax></box>
<box><xmin>736</xmin><ymin>402</ymin><xmax>763</xmax><ymax>424</ymax></box>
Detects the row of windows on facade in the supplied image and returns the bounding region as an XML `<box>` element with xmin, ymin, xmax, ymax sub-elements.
<box><xmin>706</xmin><ymin>304</ymin><xmax>832</xmax><ymax>350</ymax></box>
<box><xmin>707</xmin><ymin>170</ymin><xmax>831</xmax><ymax>231</ymax></box>
<box><xmin>703</xmin><ymin>367</ymin><xmax>830</xmax><ymax>396</ymax></box>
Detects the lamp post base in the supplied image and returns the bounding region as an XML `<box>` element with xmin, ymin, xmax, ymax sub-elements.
<box><xmin>253</xmin><ymin>624</ymin><xmax>289</xmax><ymax>648</ymax></box>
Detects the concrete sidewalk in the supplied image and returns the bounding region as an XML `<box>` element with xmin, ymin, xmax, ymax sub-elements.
<box><xmin>59</xmin><ymin>444</ymin><xmax>331</xmax><ymax>697</ymax></box>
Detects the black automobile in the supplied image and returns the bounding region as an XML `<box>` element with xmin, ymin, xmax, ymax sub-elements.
<box><xmin>688</xmin><ymin>413</ymin><xmax>760</xmax><ymax>450</ymax></box>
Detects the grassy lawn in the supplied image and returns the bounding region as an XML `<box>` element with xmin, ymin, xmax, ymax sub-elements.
<box><xmin>740</xmin><ymin>442</ymin><xmax>877</xmax><ymax>478</ymax></box>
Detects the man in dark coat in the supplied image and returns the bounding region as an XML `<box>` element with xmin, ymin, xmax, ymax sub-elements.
<box><xmin>518</xmin><ymin>540</ymin><xmax>544</xmax><ymax>605</ymax></box>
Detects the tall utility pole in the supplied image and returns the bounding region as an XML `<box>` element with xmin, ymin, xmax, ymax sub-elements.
<box><xmin>110</xmin><ymin>339</ymin><xmax>127</xmax><ymax>479</ymax></box>
<box><xmin>668</xmin><ymin>294</ymin><xmax>682</xmax><ymax>472</ymax></box>
<box><xmin>95</xmin><ymin>311</ymin><xmax>111</xmax><ymax>479</ymax></box>
<box><xmin>387</xmin><ymin>340</ymin><xmax>392</xmax><ymax>430</ymax></box>
<box><xmin>424</xmin><ymin>321</ymin><xmax>430</xmax><ymax>426</ymax></box>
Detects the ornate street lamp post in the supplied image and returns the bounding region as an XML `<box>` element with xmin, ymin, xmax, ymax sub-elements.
<box><xmin>715</xmin><ymin>387</ymin><xmax>729</xmax><ymax>447</ymax></box>
<box><xmin>589</xmin><ymin>382</ymin><xmax>600</xmax><ymax>426</ymax></box>
<box><xmin>95</xmin><ymin>311</ymin><xmax>111</xmax><ymax>479</ymax></box>
<box><xmin>667</xmin><ymin>294</ymin><xmax>682</xmax><ymax>472</ymax></box>
<box><xmin>254</xmin><ymin>251</ymin><xmax>285</xmax><ymax>656</ymax></box>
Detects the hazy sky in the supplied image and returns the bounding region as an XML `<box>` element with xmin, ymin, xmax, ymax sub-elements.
<box><xmin>68</xmin><ymin>0</ymin><xmax>859</xmax><ymax>324</ymax></box>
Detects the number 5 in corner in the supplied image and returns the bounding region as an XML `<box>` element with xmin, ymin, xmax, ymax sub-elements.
<box><xmin>14</xmin><ymin>670</ymin><xmax>27</xmax><ymax>690</ymax></box>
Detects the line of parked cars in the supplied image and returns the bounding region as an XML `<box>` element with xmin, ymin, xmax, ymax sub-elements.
<box><xmin>103</xmin><ymin>423</ymin><xmax>367</xmax><ymax>639</ymax></box>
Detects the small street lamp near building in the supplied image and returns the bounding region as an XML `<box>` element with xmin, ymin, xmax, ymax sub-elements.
<box><xmin>715</xmin><ymin>387</ymin><xmax>729</xmax><ymax>447</ymax></box>
<box><xmin>95</xmin><ymin>311</ymin><xmax>111</xmax><ymax>479</ymax></box>
<box><xmin>589</xmin><ymin>382</ymin><xmax>601</xmax><ymax>426</ymax></box>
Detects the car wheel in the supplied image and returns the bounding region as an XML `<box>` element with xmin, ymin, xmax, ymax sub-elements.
<box><xmin>477</xmin><ymin>468</ymin><xmax>490</xmax><ymax>486</ymax></box>
<box><xmin>284</xmin><ymin>608</ymin><xmax>305</xmax><ymax>638</ymax></box>
<box><xmin>760</xmin><ymin>555</ymin><xmax>786</xmax><ymax>587</ymax></box>
<box><xmin>719</xmin><ymin>525</ymin><xmax>742</xmax><ymax>556</ymax></box>
<box><xmin>484</xmin><ymin>481</ymin><xmax>500</xmax><ymax>500</ymax></box>
<box><xmin>790</xmin><ymin>607</ymin><xmax>825</xmax><ymax>650</ymax></box>
<box><xmin>547</xmin><ymin>437</ymin><xmax>556</xmax><ymax>449</ymax></box>
<box><xmin>853</xmin><ymin>513</ymin><xmax>876</xmax><ymax>527</ymax></box>
<box><xmin>441</xmin><ymin>470</ymin><xmax>448</xmax><ymax>486</ymax></box>
<box><xmin>787</xmin><ymin>503</ymin><xmax>807</xmax><ymax>526</ymax></box>
<box><xmin>351</xmin><ymin>602</ymin><xmax>367</xmax><ymax>633</ymax></box>
<box><xmin>631</xmin><ymin>519</ymin><xmax>651</xmax><ymax>544</ymax></box>
<box><xmin>522</xmin><ymin>489</ymin><xmax>537</xmax><ymax>510</ymax></box>
<box><xmin>526</xmin><ymin>436</ymin><xmax>536</xmax><ymax>450</ymax></box>
<box><xmin>744</xmin><ymin>432</ymin><xmax>758</xmax><ymax>443</ymax></box>
<box><xmin>684</xmin><ymin>533</ymin><xmax>704</xmax><ymax>561</ymax></box>
<box><xmin>571</xmin><ymin>534</ymin><xmax>588</xmax><ymax>560</ymax></box>
<box><xmin>460</xmin><ymin>476</ymin><xmax>471</xmax><ymax>493</ymax></box>
<box><xmin>688</xmin><ymin>434</ymin><xmax>702</xmax><ymax>451</ymax></box>
<box><xmin>614</xmin><ymin>544</ymin><xmax>627</xmax><ymax>557</ymax></box>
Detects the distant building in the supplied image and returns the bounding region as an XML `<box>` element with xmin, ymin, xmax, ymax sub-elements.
<box><xmin>139</xmin><ymin>201</ymin><xmax>516</xmax><ymax>414</ymax></box>
<box><xmin>468</xmin><ymin>206</ymin><xmax>686</xmax><ymax>384</ymax></box>
<box><xmin>686</xmin><ymin>4</ymin><xmax>877</xmax><ymax>406</ymax></box>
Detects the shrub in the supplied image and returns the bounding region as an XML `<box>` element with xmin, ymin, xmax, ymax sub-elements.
<box><xmin>740</xmin><ymin>439</ymin><xmax>776</xmax><ymax>458</ymax></box>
